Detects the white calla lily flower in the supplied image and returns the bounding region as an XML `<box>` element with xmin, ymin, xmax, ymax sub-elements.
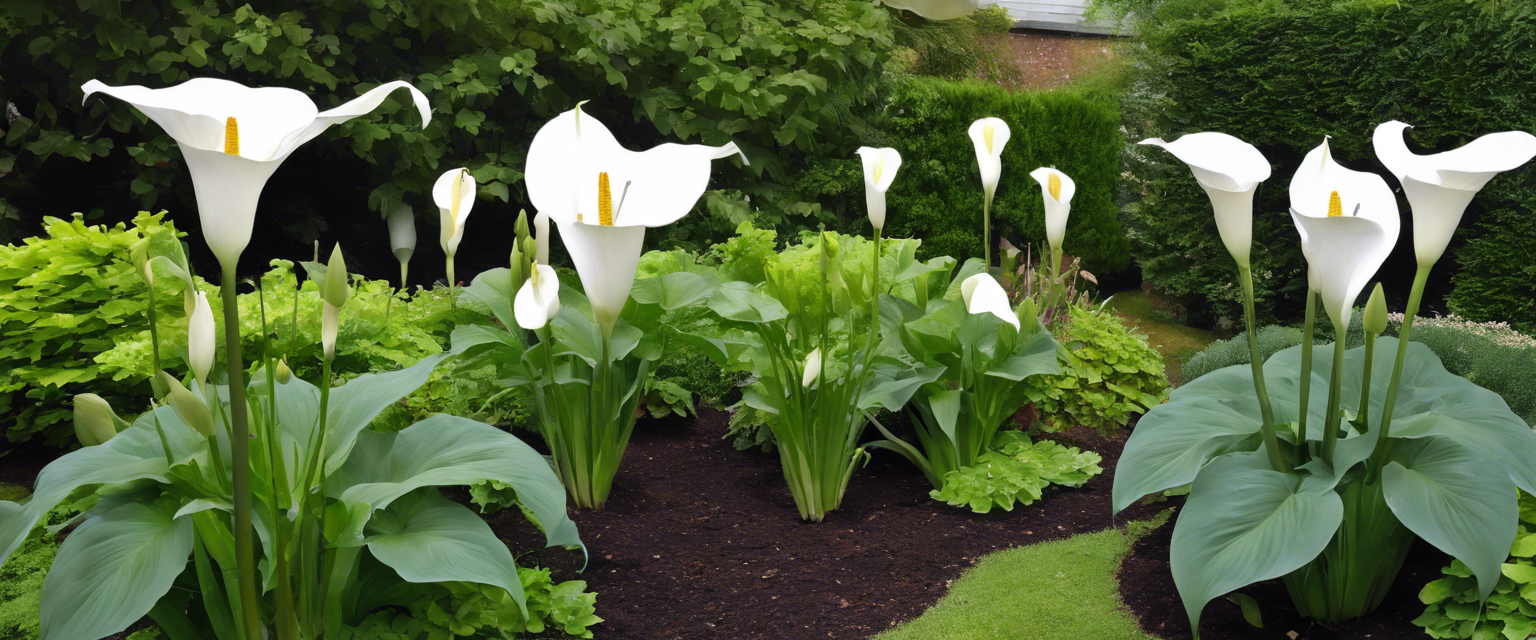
<box><xmin>802</xmin><ymin>348</ymin><xmax>823</xmax><ymax>389</ymax></box>
<box><xmin>188</xmin><ymin>290</ymin><xmax>215</xmax><ymax>385</ymax></box>
<box><xmin>1287</xmin><ymin>138</ymin><xmax>1399</xmax><ymax>330</ymax></box>
<box><xmin>1288</xmin><ymin>138</ymin><xmax>1401</xmax><ymax>295</ymax></box>
<box><xmin>960</xmin><ymin>273</ymin><xmax>1020</xmax><ymax>330</ymax></box>
<box><xmin>82</xmin><ymin>78</ymin><xmax>430</xmax><ymax>267</ymax></box>
<box><xmin>434</xmin><ymin>168</ymin><xmax>476</xmax><ymax>258</ymax></box>
<box><xmin>514</xmin><ymin>264</ymin><xmax>561</xmax><ymax>331</ymax></box>
<box><xmin>968</xmin><ymin>117</ymin><xmax>1010</xmax><ymax>201</ymax></box>
<box><xmin>1029</xmin><ymin>167</ymin><xmax>1076</xmax><ymax>252</ymax></box>
<box><xmin>1140</xmin><ymin>133</ymin><xmax>1272</xmax><ymax>266</ymax></box>
<box><xmin>1373</xmin><ymin>121</ymin><xmax>1536</xmax><ymax>267</ymax></box>
<box><xmin>856</xmin><ymin>147</ymin><xmax>902</xmax><ymax>230</ymax></box>
<box><xmin>534</xmin><ymin>210</ymin><xmax>550</xmax><ymax>265</ymax></box>
<box><xmin>525</xmin><ymin>104</ymin><xmax>744</xmax><ymax>333</ymax></box>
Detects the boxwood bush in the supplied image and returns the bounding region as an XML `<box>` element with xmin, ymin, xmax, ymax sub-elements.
<box><xmin>1120</xmin><ymin>0</ymin><xmax>1536</xmax><ymax>329</ymax></box>
<box><xmin>878</xmin><ymin>77</ymin><xmax>1129</xmax><ymax>274</ymax></box>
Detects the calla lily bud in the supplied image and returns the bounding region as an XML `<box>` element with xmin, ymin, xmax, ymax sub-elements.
<box><xmin>386</xmin><ymin>203</ymin><xmax>416</xmax><ymax>265</ymax></box>
<box><xmin>322</xmin><ymin>301</ymin><xmax>340</xmax><ymax>362</ymax></box>
<box><xmin>188</xmin><ymin>290</ymin><xmax>216</xmax><ymax>385</ymax></box>
<box><xmin>855</xmin><ymin>147</ymin><xmax>902</xmax><ymax>231</ymax></box>
<box><xmin>514</xmin><ymin>210</ymin><xmax>530</xmax><ymax>244</ymax></box>
<box><xmin>321</xmin><ymin>244</ymin><xmax>351</xmax><ymax>309</ymax></box>
<box><xmin>534</xmin><ymin>210</ymin><xmax>550</xmax><ymax>265</ymax></box>
<box><xmin>74</xmin><ymin>393</ymin><xmax>126</xmax><ymax>446</ymax></box>
<box><xmin>508</xmin><ymin>245</ymin><xmax>527</xmax><ymax>295</ymax></box>
<box><xmin>159</xmin><ymin>372</ymin><xmax>216</xmax><ymax>437</ymax></box>
<box><xmin>821</xmin><ymin>232</ymin><xmax>841</xmax><ymax>260</ymax></box>
<box><xmin>275</xmin><ymin>357</ymin><xmax>292</xmax><ymax>384</ymax></box>
<box><xmin>802</xmin><ymin>348</ymin><xmax>823</xmax><ymax>388</ymax></box>
<box><xmin>1364</xmin><ymin>283</ymin><xmax>1388</xmax><ymax>336</ymax></box>
<box><xmin>130</xmin><ymin>238</ymin><xmax>152</xmax><ymax>284</ymax></box>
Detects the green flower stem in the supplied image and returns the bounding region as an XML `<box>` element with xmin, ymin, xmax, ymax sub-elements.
<box><xmin>1321</xmin><ymin>328</ymin><xmax>1347</xmax><ymax>466</ymax></box>
<box><xmin>446</xmin><ymin>256</ymin><xmax>456</xmax><ymax>309</ymax></box>
<box><xmin>146</xmin><ymin>279</ymin><xmax>163</xmax><ymax>379</ymax></box>
<box><xmin>219</xmin><ymin>263</ymin><xmax>262</xmax><ymax>640</ymax></box>
<box><xmin>982</xmin><ymin>193</ymin><xmax>992</xmax><ymax>269</ymax></box>
<box><xmin>1368</xmin><ymin>265</ymin><xmax>1432</xmax><ymax>481</ymax></box>
<box><xmin>1299</xmin><ymin>290</ymin><xmax>1317</xmax><ymax>440</ymax></box>
<box><xmin>1357</xmin><ymin>331</ymin><xmax>1376</xmax><ymax>428</ymax></box>
<box><xmin>1238</xmin><ymin>265</ymin><xmax>1286</xmax><ymax>472</ymax></box>
<box><xmin>1049</xmin><ymin>245</ymin><xmax>1063</xmax><ymax>319</ymax></box>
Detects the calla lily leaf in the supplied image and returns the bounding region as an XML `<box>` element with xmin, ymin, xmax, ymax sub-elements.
<box><xmin>364</xmin><ymin>489</ymin><xmax>530</xmax><ymax>616</ymax></box>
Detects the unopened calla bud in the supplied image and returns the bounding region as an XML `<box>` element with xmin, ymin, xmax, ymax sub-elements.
<box><xmin>275</xmin><ymin>357</ymin><xmax>292</xmax><ymax>384</ymax></box>
<box><xmin>821</xmin><ymin>232</ymin><xmax>841</xmax><ymax>260</ymax></box>
<box><xmin>1364</xmin><ymin>283</ymin><xmax>1388</xmax><ymax>335</ymax></box>
<box><xmin>188</xmin><ymin>290</ymin><xmax>216</xmax><ymax>385</ymax></box>
<box><xmin>322</xmin><ymin>244</ymin><xmax>351</xmax><ymax>309</ymax></box>
<box><xmin>514</xmin><ymin>209</ymin><xmax>530</xmax><ymax>244</ymax></box>
<box><xmin>508</xmin><ymin>245</ymin><xmax>526</xmax><ymax>294</ymax></box>
<box><xmin>802</xmin><ymin>348</ymin><xmax>822</xmax><ymax>388</ymax></box>
<box><xmin>74</xmin><ymin>393</ymin><xmax>126</xmax><ymax>446</ymax></box>
<box><xmin>322</xmin><ymin>302</ymin><xmax>340</xmax><ymax>362</ymax></box>
<box><xmin>386</xmin><ymin>203</ymin><xmax>416</xmax><ymax>265</ymax></box>
<box><xmin>130</xmin><ymin>238</ymin><xmax>152</xmax><ymax>284</ymax></box>
<box><xmin>534</xmin><ymin>210</ymin><xmax>550</xmax><ymax>265</ymax></box>
<box><xmin>159</xmin><ymin>372</ymin><xmax>215</xmax><ymax>437</ymax></box>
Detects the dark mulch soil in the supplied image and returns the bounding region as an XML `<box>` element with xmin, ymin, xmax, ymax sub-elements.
<box><xmin>487</xmin><ymin>408</ymin><xmax>1157</xmax><ymax>640</ymax></box>
<box><xmin>1120</xmin><ymin>512</ymin><xmax>1444</xmax><ymax>639</ymax></box>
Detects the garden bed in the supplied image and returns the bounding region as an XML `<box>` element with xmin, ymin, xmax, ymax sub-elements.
<box><xmin>491</xmin><ymin>408</ymin><xmax>1155</xmax><ymax>639</ymax></box>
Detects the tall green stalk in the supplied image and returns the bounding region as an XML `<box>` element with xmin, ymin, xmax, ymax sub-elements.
<box><xmin>982</xmin><ymin>195</ymin><xmax>992</xmax><ymax>269</ymax></box>
<box><xmin>1368</xmin><ymin>265</ymin><xmax>1432</xmax><ymax>481</ymax></box>
<box><xmin>1299</xmin><ymin>290</ymin><xmax>1317</xmax><ymax>440</ymax></box>
<box><xmin>1321</xmin><ymin>329</ymin><xmax>1347</xmax><ymax>465</ymax></box>
<box><xmin>1238</xmin><ymin>265</ymin><xmax>1286</xmax><ymax>471</ymax></box>
<box><xmin>219</xmin><ymin>263</ymin><xmax>261</xmax><ymax>640</ymax></box>
<box><xmin>1356</xmin><ymin>331</ymin><xmax>1376</xmax><ymax>428</ymax></box>
<box><xmin>446</xmin><ymin>257</ymin><xmax>456</xmax><ymax>309</ymax></box>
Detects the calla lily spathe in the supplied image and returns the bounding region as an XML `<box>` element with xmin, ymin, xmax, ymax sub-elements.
<box><xmin>188</xmin><ymin>290</ymin><xmax>215</xmax><ymax>385</ymax></box>
<box><xmin>1287</xmin><ymin>140</ymin><xmax>1399</xmax><ymax>330</ymax></box>
<box><xmin>1030</xmin><ymin>167</ymin><xmax>1076</xmax><ymax>252</ymax></box>
<box><xmin>968</xmin><ymin>118</ymin><xmax>1010</xmax><ymax>201</ymax></box>
<box><xmin>82</xmin><ymin>78</ymin><xmax>430</xmax><ymax>267</ymax></box>
<box><xmin>856</xmin><ymin>147</ymin><xmax>902</xmax><ymax>230</ymax></box>
<box><xmin>524</xmin><ymin>104</ymin><xmax>744</xmax><ymax>332</ymax></box>
<box><xmin>534</xmin><ymin>210</ymin><xmax>551</xmax><ymax>265</ymax></box>
<box><xmin>960</xmin><ymin>273</ymin><xmax>1021</xmax><ymax>330</ymax></box>
<box><xmin>435</xmin><ymin>168</ymin><xmax>476</xmax><ymax>258</ymax></box>
<box><xmin>387</xmin><ymin>203</ymin><xmax>416</xmax><ymax>265</ymax></box>
<box><xmin>1288</xmin><ymin>138</ymin><xmax>1401</xmax><ymax>296</ymax></box>
<box><xmin>514</xmin><ymin>264</ymin><xmax>561</xmax><ymax>331</ymax></box>
<box><xmin>1373</xmin><ymin>121</ymin><xmax>1536</xmax><ymax>267</ymax></box>
<box><xmin>802</xmin><ymin>348</ymin><xmax>823</xmax><ymax>389</ymax></box>
<box><xmin>1140</xmin><ymin>133</ymin><xmax>1272</xmax><ymax>266</ymax></box>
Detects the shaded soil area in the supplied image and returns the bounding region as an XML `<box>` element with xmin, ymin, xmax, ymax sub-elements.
<box><xmin>1120</xmin><ymin>514</ymin><xmax>1442</xmax><ymax>639</ymax></box>
<box><xmin>491</xmin><ymin>409</ymin><xmax>1155</xmax><ymax>640</ymax></box>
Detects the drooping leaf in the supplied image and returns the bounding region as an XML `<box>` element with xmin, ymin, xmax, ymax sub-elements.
<box><xmin>1170</xmin><ymin>451</ymin><xmax>1343</xmax><ymax>635</ymax></box>
<box><xmin>1383</xmin><ymin>437</ymin><xmax>1518</xmax><ymax>601</ymax></box>
<box><xmin>39</xmin><ymin>498</ymin><xmax>194</xmax><ymax>640</ymax></box>
<box><xmin>365</xmin><ymin>489</ymin><xmax>528</xmax><ymax>614</ymax></box>
<box><xmin>630</xmin><ymin>272</ymin><xmax>713</xmax><ymax>311</ymax></box>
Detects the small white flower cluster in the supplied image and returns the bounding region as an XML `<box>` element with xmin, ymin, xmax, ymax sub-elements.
<box><xmin>1386</xmin><ymin>313</ymin><xmax>1536</xmax><ymax>349</ymax></box>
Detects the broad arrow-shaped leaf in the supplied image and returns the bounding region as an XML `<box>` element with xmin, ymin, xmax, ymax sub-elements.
<box><xmin>40</xmin><ymin>499</ymin><xmax>193</xmax><ymax>640</ymax></box>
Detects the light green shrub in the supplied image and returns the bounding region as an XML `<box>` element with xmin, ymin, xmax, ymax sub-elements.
<box><xmin>1027</xmin><ymin>306</ymin><xmax>1169</xmax><ymax>434</ymax></box>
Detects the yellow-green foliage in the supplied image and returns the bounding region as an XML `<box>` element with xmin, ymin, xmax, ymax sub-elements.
<box><xmin>0</xmin><ymin>484</ymin><xmax>51</xmax><ymax>640</ymax></box>
<box><xmin>1416</xmin><ymin>491</ymin><xmax>1536</xmax><ymax>639</ymax></box>
<box><xmin>1028</xmin><ymin>306</ymin><xmax>1169</xmax><ymax>434</ymax></box>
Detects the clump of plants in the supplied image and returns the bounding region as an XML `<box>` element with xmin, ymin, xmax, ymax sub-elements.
<box><xmin>930</xmin><ymin>432</ymin><xmax>1102</xmax><ymax>514</ymax></box>
<box><xmin>1414</xmin><ymin>491</ymin><xmax>1536</xmax><ymax>639</ymax></box>
<box><xmin>1118</xmin><ymin>127</ymin><xmax>1536</xmax><ymax>636</ymax></box>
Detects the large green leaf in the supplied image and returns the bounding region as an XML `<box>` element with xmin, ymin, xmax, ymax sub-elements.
<box><xmin>985</xmin><ymin>325</ymin><xmax>1061</xmax><ymax>381</ymax></box>
<box><xmin>322</xmin><ymin>352</ymin><xmax>449</xmax><ymax>473</ymax></box>
<box><xmin>365</xmin><ymin>489</ymin><xmax>527</xmax><ymax>612</ymax></box>
<box><xmin>1171</xmin><ymin>452</ymin><xmax>1343</xmax><ymax>636</ymax></box>
<box><xmin>858</xmin><ymin>360</ymin><xmax>945</xmax><ymax>412</ymax></box>
<box><xmin>39</xmin><ymin>498</ymin><xmax>193</xmax><ymax>640</ymax></box>
<box><xmin>1382</xmin><ymin>437</ymin><xmax>1517</xmax><ymax>600</ymax></box>
<box><xmin>327</xmin><ymin>414</ymin><xmax>581</xmax><ymax>555</ymax></box>
<box><xmin>630</xmin><ymin>272</ymin><xmax>713</xmax><ymax>311</ymax></box>
<box><xmin>707</xmin><ymin>281</ymin><xmax>787</xmax><ymax>324</ymax></box>
<box><xmin>1112</xmin><ymin>375</ymin><xmax>1266</xmax><ymax>512</ymax></box>
<box><xmin>461</xmin><ymin>267</ymin><xmax>516</xmax><ymax>329</ymax></box>
<box><xmin>0</xmin><ymin>410</ymin><xmax>191</xmax><ymax>566</ymax></box>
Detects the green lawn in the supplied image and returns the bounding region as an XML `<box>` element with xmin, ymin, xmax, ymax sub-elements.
<box><xmin>876</xmin><ymin>515</ymin><xmax>1169</xmax><ymax>640</ymax></box>
<box><xmin>1105</xmin><ymin>289</ymin><xmax>1219</xmax><ymax>386</ymax></box>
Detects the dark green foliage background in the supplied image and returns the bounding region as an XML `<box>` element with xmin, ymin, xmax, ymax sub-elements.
<box><xmin>0</xmin><ymin>0</ymin><xmax>894</xmax><ymax>278</ymax></box>
<box><xmin>1121</xmin><ymin>0</ymin><xmax>1536</xmax><ymax>330</ymax></box>
<box><xmin>879</xmin><ymin>78</ymin><xmax>1130</xmax><ymax>273</ymax></box>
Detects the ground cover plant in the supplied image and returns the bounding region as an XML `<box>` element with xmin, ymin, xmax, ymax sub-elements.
<box><xmin>1117</xmin><ymin>126</ymin><xmax>1536</xmax><ymax>637</ymax></box>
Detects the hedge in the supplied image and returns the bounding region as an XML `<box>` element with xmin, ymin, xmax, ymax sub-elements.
<box><xmin>1120</xmin><ymin>0</ymin><xmax>1536</xmax><ymax>330</ymax></box>
<box><xmin>879</xmin><ymin>77</ymin><xmax>1129</xmax><ymax>273</ymax></box>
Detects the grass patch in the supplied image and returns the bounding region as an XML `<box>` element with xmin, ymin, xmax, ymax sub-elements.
<box><xmin>875</xmin><ymin>515</ymin><xmax>1169</xmax><ymax>640</ymax></box>
<box><xmin>0</xmin><ymin>481</ymin><xmax>48</xmax><ymax>640</ymax></box>
<box><xmin>1105</xmin><ymin>289</ymin><xmax>1219</xmax><ymax>386</ymax></box>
